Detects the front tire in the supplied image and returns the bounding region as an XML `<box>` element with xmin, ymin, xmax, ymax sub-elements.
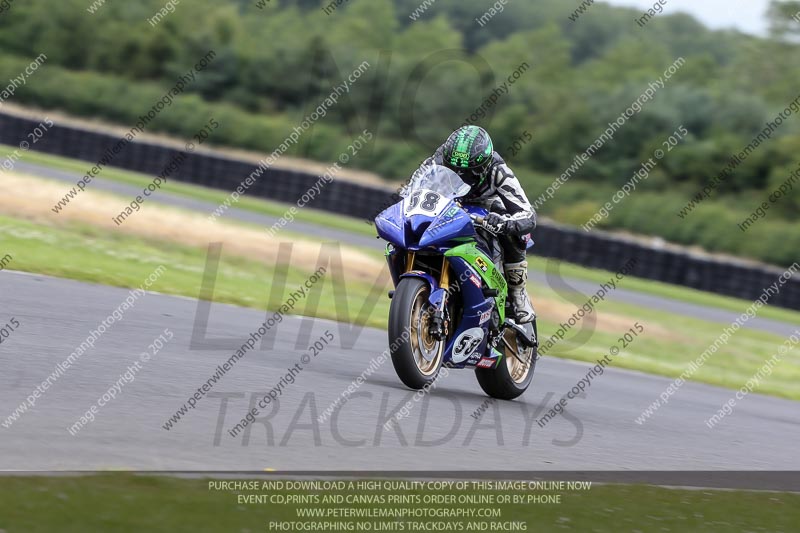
<box><xmin>388</xmin><ymin>277</ymin><xmax>443</xmax><ymax>390</ymax></box>
<box><xmin>475</xmin><ymin>321</ymin><xmax>536</xmax><ymax>400</ymax></box>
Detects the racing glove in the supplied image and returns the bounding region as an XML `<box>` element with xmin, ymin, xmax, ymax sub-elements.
<box><xmin>480</xmin><ymin>213</ymin><xmax>508</xmax><ymax>235</ymax></box>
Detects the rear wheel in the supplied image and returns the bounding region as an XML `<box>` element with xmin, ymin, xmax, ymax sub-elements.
<box><xmin>388</xmin><ymin>277</ymin><xmax>444</xmax><ymax>389</ymax></box>
<box><xmin>475</xmin><ymin>321</ymin><xmax>536</xmax><ymax>400</ymax></box>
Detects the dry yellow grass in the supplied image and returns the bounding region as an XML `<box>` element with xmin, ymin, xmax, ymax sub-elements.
<box><xmin>534</xmin><ymin>297</ymin><xmax>673</xmax><ymax>339</ymax></box>
<box><xmin>0</xmin><ymin>171</ymin><xmax>386</xmax><ymax>284</ymax></box>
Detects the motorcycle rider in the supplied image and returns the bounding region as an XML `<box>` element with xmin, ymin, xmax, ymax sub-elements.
<box><xmin>416</xmin><ymin>125</ymin><xmax>536</xmax><ymax>324</ymax></box>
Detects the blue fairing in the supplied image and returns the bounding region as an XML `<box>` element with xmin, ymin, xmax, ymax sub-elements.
<box><xmin>442</xmin><ymin>256</ymin><xmax>495</xmax><ymax>367</ymax></box>
<box><xmin>378</xmin><ymin>200</ymin><xmax>535</xmax><ymax>254</ymax></box>
<box><xmin>375</xmin><ymin>203</ymin><xmax>406</xmax><ymax>248</ymax></box>
<box><xmin>377</xmin><ymin>199</ymin><xmax>478</xmax><ymax>251</ymax></box>
<box><xmin>419</xmin><ymin>204</ymin><xmax>474</xmax><ymax>248</ymax></box>
<box><xmin>409</xmin><ymin>212</ymin><xmax>435</xmax><ymax>236</ymax></box>
<box><xmin>462</xmin><ymin>205</ymin><xmax>489</xmax><ymax>218</ymax></box>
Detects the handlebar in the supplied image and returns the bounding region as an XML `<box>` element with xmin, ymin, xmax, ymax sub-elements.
<box><xmin>470</xmin><ymin>214</ymin><xmax>486</xmax><ymax>226</ymax></box>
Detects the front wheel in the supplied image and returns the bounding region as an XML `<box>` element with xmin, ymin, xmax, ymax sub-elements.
<box><xmin>475</xmin><ymin>321</ymin><xmax>537</xmax><ymax>400</ymax></box>
<box><xmin>388</xmin><ymin>277</ymin><xmax>444</xmax><ymax>390</ymax></box>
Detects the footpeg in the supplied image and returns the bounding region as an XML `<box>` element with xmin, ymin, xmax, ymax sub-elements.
<box><xmin>505</xmin><ymin>320</ymin><xmax>537</xmax><ymax>348</ymax></box>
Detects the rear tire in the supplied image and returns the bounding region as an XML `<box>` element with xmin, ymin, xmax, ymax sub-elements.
<box><xmin>475</xmin><ymin>322</ymin><xmax>536</xmax><ymax>400</ymax></box>
<box><xmin>388</xmin><ymin>277</ymin><xmax>443</xmax><ymax>390</ymax></box>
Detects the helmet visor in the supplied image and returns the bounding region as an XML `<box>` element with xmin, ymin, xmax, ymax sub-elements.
<box><xmin>457</xmin><ymin>164</ymin><xmax>488</xmax><ymax>186</ymax></box>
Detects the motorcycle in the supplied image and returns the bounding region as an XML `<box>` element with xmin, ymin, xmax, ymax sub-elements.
<box><xmin>374</xmin><ymin>165</ymin><xmax>538</xmax><ymax>400</ymax></box>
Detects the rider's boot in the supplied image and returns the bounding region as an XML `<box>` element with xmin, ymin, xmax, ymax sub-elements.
<box><xmin>504</xmin><ymin>260</ymin><xmax>535</xmax><ymax>324</ymax></box>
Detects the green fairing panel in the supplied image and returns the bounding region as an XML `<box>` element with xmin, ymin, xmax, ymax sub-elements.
<box><xmin>445</xmin><ymin>242</ymin><xmax>507</xmax><ymax>322</ymax></box>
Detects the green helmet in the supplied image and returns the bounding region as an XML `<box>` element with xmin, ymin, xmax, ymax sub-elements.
<box><xmin>442</xmin><ymin>126</ymin><xmax>494</xmax><ymax>186</ymax></box>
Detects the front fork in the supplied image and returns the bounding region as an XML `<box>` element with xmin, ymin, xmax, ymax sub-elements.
<box><xmin>398</xmin><ymin>252</ymin><xmax>450</xmax><ymax>341</ymax></box>
<box><xmin>429</xmin><ymin>256</ymin><xmax>449</xmax><ymax>340</ymax></box>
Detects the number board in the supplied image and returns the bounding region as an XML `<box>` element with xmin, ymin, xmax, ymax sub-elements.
<box><xmin>404</xmin><ymin>190</ymin><xmax>450</xmax><ymax>217</ymax></box>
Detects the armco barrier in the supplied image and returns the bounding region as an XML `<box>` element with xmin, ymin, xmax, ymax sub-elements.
<box><xmin>2</xmin><ymin>111</ymin><xmax>799</xmax><ymax>310</ymax></box>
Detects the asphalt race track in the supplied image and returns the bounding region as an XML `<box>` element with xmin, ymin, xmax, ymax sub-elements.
<box><xmin>2</xmin><ymin>270</ymin><xmax>799</xmax><ymax>477</ymax></box>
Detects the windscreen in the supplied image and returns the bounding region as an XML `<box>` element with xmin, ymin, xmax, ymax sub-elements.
<box><xmin>401</xmin><ymin>165</ymin><xmax>471</xmax><ymax>200</ymax></box>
